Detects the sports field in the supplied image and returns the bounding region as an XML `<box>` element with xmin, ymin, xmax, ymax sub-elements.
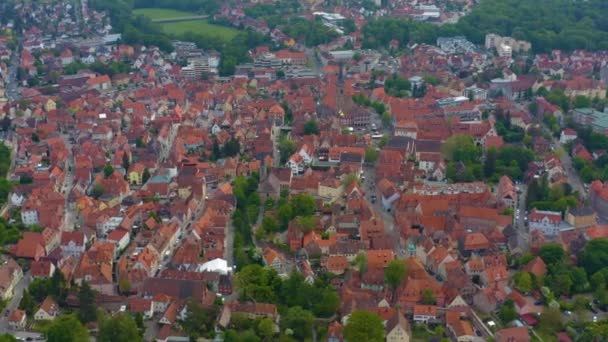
<box><xmin>133</xmin><ymin>8</ymin><xmax>239</xmax><ymax>40</ymax></box>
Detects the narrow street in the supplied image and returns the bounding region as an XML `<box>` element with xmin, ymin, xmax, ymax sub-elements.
<box><xmin>0</xmin><ymin>273</ymin><xmax>32</xmax><ymax>332</ymax></box>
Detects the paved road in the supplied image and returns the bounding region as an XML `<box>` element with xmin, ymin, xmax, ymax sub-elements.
<box><xmin>0</xmin><ymin>274</ymin><xmax>32</xmax><ymax>332</ymax></box>
<box><xmin>5</xmin><ymin>38</ymin><xmax>21</xmax><ymax>102</ymax></box>
<box><xmin>60</xmin><ymin>134</ymin><xmax>76</xmax><ymax>231</ymax></box>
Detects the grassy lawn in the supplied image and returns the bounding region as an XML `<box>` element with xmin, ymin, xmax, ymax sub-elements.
<box><xmin>134</xmin><ymin>8</ymin><xmax>240</xmax><ymax>40</ymax></box>
<box><xmin>133</xmin><ymin>8</ymin><xmax>196</xmax><ymax>20</ymax></box>
<box><xmin>161</xmin><ymin>20</ymin><xmax>239</xmax><ymax>40</ymax></box>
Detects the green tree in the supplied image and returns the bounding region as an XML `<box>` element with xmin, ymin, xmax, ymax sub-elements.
<box><xmin>261</xmin><ymin>216</ymin><xmax>279</xmax><ymax>234</ymax></box>
<box><xmin>538</xmin><ymin>308</ymin><xmax>562</xmax><ymax>334</ymax></box>
<box><xmin>344</xmin><ymin>310</ymin><xmax>384</xmax><ymax>342</ymax></box>
<box><xmin>18</xmin><ymin>289</ymin><xmax>36</xmax><ymax>316</ymax></box>
<box><xmin>78</xmin><ymin>282</ymin><xmax>97</xmax><ymax>323</ymax></box>
<box><xmin>421</xmin><ymin>288</ymin><xmax>436</xmax><ymax>305</ymax></box>
<box><xmin>353</xmin><ymin>253</ymin><xmax>367</xmax><ymax>274</ymax></box>
<box><xmin>291</xmin><ymin>193</ymin><xmax>315</xmax><ymax>217</ymax></box>
<box><xmin>365</xmin><ymin>147</ymin><xmax>379</xmax><ymax>164</ymax></box>
<box><xmin>90</xmin><ymin>183</ymin><xmax>104</xmax><ymax>199</ymax></box>
<box><xmin>142</xmin><ymin>168</ymin><xmax>151</xmax><ymax>183</ymax></box>
<box><xmin>498</xmin><ymin>299</ymin><xmax>518</xmax><ymax>324</ymax></box>
<box><xmin>257</xmin><ymin>317</ymin><xmax>275</xmax><ymax>341</ymax></box>
<box><xmin>513</xmin><ymin>271</ymin><xmax>533</xmax><ymax>293</ymax></box>
<box><xmin>235</xmin><ymin>265</ymin><xmax>281</xmax><ymax>303</ymax></box>
<box><xmin>303</xmin><ymin>119</ymin><xmax>319</xmax><ymax>135</ymax></box>
<box><xmin>574</xmin><ymin>95</ymin><xmax>591</xmax><ymax>109</ymax></box>
<box><xmin>118</xmin><ymin>277</ymin><xmax>131</xmax><ymax>294</ymax></box>
<box><xmin>442</xmin><ymin>134</ymin><xmax>480</xmax><ymax>163</ymax></box>
<box><xmin>280</xmin><ymin>306</ymin><xmax>314</xmax><ymax>340</ymax></box>
<box><xmin>381</xmin><ymin>111</ymin><xmax>392</xmax><ymax>127</ymax></box>
<box><xmin>98</xmin><ymin>313</ymin><xmax>142</xmax><ymax>342</ymax></box>
<box><xmin>122</xmin><ymin>152</ymin><xmax>130</xmax><ymax>170</ymax></box>
<box><xmin>579</xmin><ymin>239</ymin><xmax>608</xmax><ymax>275</ymax></box>
<box><xmin>295</xmin><ymin>215</ymin><xmax>315</xmax><ymax>233</ymax></box>
<box><xmin>45</xmin><ymin>315</ymin><xmax>89</xmax><ymax>342</ymax></box>
<box><xmin>278</xmin><ymin>136</ymin><xmax>297</xmax><ymax>164</ymax></box>
<box><xmin>539</xmin><ymin>243</ymin><xmax>566</xmax><ymax>266</ymax></box>
<box><xmin>385</xmin><ymin>260</ymin><xmax>407</xmax><ymax>290</ymax></box>
<box><xmin>313</xmin><ymin>290</ymin><xmax>340</xmax><ymax>317</ymax></box>
<box><xmin>342</xmin><ymin>173</ymin><xmax>359</xmax><ymax>188</ymax></box>
<box><xmin>103</xmin><ymin>164</ymin><xmax>114</xmax><ymax>178</ymax></box>
<box><xmin>0</xmin><ymin>335</ymin><xmax>17</xmax><ymax>342</ymax></box>
<box><xmin>484</xmin><ymin>147</ymin><xmax>497</xmax><ymax>177</ymax></box>
<box><xmin>277</xmin><ymin>203</ymin><xmax>293</xmax><ymax>230</ymax></box>
<box><xmin>179</xmin><ymin>301</ymin><xmax>219</xmax><ymax>339</ymax></box>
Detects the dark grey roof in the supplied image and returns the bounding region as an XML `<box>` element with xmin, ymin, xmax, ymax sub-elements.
<box><xmin>569</xmin><ymin>207</ymin><xmax>595</xmax><ymax>216</ymax></box>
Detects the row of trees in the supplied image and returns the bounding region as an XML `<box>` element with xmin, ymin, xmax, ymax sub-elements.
<box><xmin>0</xmin><ymin>142</ymin><xmax>11</xmax><ymax>205</ymax></box>
<box><xmin>232</xmin><ymin>173</ymin><xmax>262</xmax><ymax>267</ymax></box>
<box><xmin>362</xmin><ymin>0</ymin><xmax>608</xmax><ymax>52</ymax></box>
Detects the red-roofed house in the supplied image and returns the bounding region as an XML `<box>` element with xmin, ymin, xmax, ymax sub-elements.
<box><xmin>34</xmin><ymin>296</ymin><xmax>59</xmax><ymax>321</ymax></box>
<box><xmin>495</xmin><ymin>326</ymin><xmax>530</xmax><ymax>342</ymax></box>
<box><xmin>87</xmin><ymin>74</ymin><xmax>111</xmax><ymax>91</ymax></box>
<box><xmin>8</xmin><ymin>309</ymin><xmax>26</xmax><ymax>330</ymax></box>
<box><xmin>528</xmin><ymin>208</ymin><xmax>567</xmax><ymax>236</ymax></box>
<box><xmin>560</xmin><ymin>128</ymin><xmax>577</xmax><ymax>144</ymax></box>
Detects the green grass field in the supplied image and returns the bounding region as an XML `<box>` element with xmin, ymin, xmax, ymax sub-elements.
<box><xmin>133</xmin><ymin>8</ymin><xmax>239</xmax><ymax>40</ymax></box>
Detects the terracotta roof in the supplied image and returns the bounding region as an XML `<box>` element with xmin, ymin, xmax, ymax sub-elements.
<box><xmin>463</xmin><ymin>232</ymin><xmax>490</xmax><ymax>251</ymax></box>
<box><xmin>366</xmin><ymin>249</ymin><xmax>395</xmax><ymax>269</ymax></box>
<box><xmin>495</xmin><ymin>326</ymin><xmax>530</xmax><ymax>342</ymax></box>
<box><xmin>413</xmin><ymin>305</ymin><xmax>438</xmax><ymax>317</ymax></box>
<box><xmin>522</xmin><ymin>257</ymin><xmax>547</xmax><ymax>278</ymax></box>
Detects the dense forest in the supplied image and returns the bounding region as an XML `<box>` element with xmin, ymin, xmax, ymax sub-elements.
<box><xmin>363</xmin><ymin>0</ymin><xmax>608</xmax><ymax>52</ymax></box>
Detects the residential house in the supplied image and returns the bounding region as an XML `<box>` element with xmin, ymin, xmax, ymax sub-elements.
<box><xmin>497</xmin><ymin>175</ymin><xmax>517</xmax><ymax>209</ymax></box>
<box><xmin>30</xmin><ymin>260</ymin><xmax>56</xmax><ymax>278</ymax></box>
<box><xmin>377</xmin><ymin>178</ymin><xmax>400</xmax><ymax>211</ymax></box>
<box><xmin>107</xmin><ymin>228</ymin><xmax>130</xmax><ymax>252</ymax></box>
<box><xmin>445</xmin><ymin>311</ymin><xmax>475</xmax><ymax>342</ymax></box>
<box><xmin>522</xmin><ymin>257</ymin><xmax>547</xmax><ymax>279</ymax></box>
<box><xmin>129</xmin><ymin>298</ymin><xmax>154</xmax><ymax>320</ymax></box>
<box><xmin>128</xmin><ymin>163</ymin><xmax>146</xmax><ymax>185</ymax></box>
<box><xmin>413</xmin><ymin>305</ymin><xmax>438</xmax><ymax>324</ymax></box>
<box><xmin>0</xmin><ymin>258</ymin><xmax>23</xmax><ymax>300</ymax></box>
<box><xmin>34</xmin><ymin>296</ymin><xmax>59</xmax><ymax>321</ymax></box>
<box><xmin>559</xmin><ymin>128</ymin><xmax>577</xmax><ymax>145</ymax></box>
<box><xmin>60</xmin><ymin>231</ymin><xmax>87</xmax><ymax>257</ymax></box>
<box><xmin>263</xmin><ymin>247</ymin><xmax>287</xmax><ymax>276</ymax></box>
<box><xmin>495</xmin><ymin>326</ymin><xmax>530</xmax><ymax>342</ymax></box>
<box><xmin>462</xmin><ymin>232</ymin><xmax>490</xmax><ymax>256</ymax></box>
<box><xmin>591</xmin><ymin>180</ymin><xmax>608</xmax><ymax>222</ymax></box>
<box><xmin>565</xmin><ymin>207</ymin><xmax>597</xmax><ymax>229</ymax></box>
<box><xmin>327</xmin><ymin>321</ymin><xmax>344</xmax><ymax>342</ymax></box>
<box><xmin>8</xmin><ymin>310</ymin><xmax>26</xmax><ymax>330</ymax></box>
<box><xmin>386</xmin><ymin>310</ymin><xmax>411</xmax><ymax>342</ymax></box>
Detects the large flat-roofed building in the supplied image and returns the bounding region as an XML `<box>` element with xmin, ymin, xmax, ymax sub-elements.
<box><xmin>573</xmin><ymin>108</ymin><xmax>608</xmax><ymax>134</ymax></box>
